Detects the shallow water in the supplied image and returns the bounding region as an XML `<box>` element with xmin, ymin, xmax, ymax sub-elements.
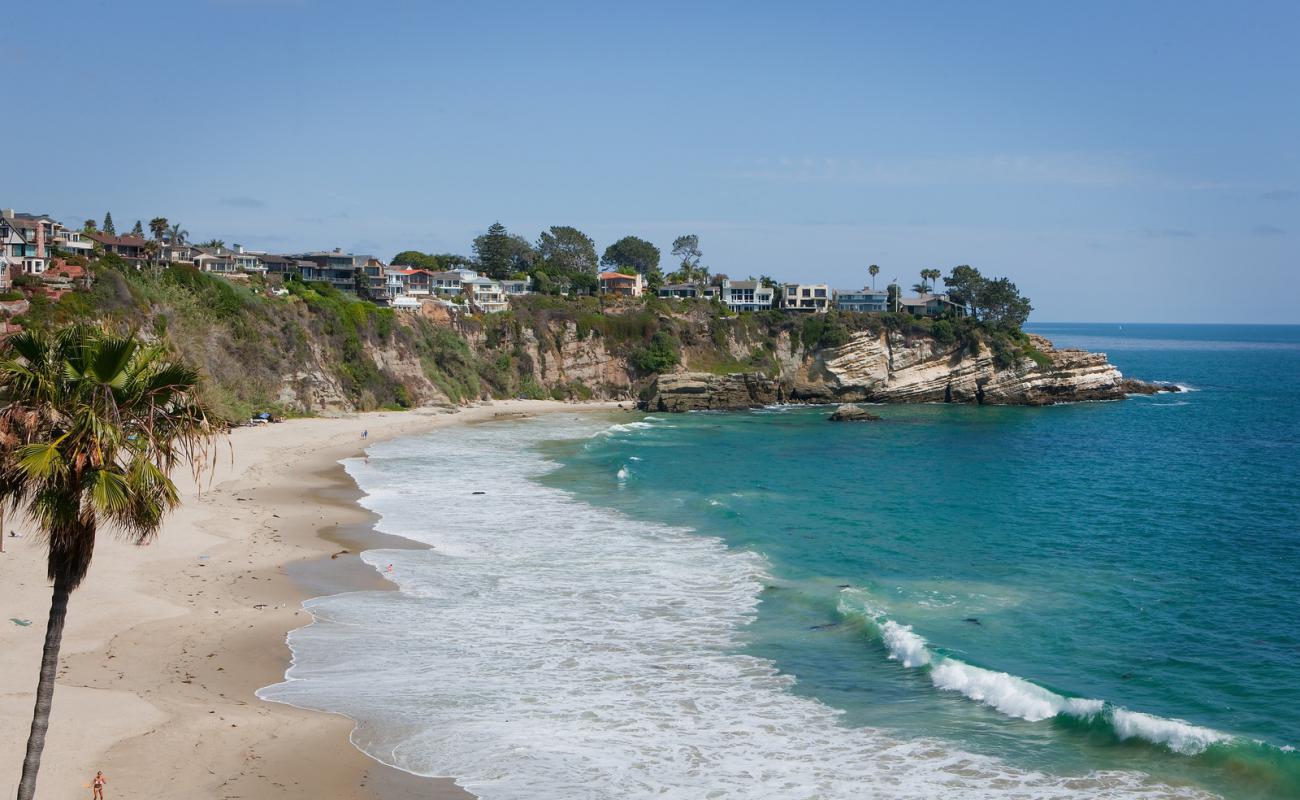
<box><xmin>261</xmin><ymin>323</ymin><xmax>1300</xmax><ymax>799</ymax></box>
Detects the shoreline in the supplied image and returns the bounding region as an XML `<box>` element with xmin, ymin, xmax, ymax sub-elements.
<box><xmin>0</xmin><ymin>399</ymin><xmax>626</xmax><ymax>800</ymax></box>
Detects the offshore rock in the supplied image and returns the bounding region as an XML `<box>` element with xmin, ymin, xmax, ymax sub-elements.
<box><xmin>828</xmin><ymin>404</ymin><xmax>881</xmax><ymax>422</ymax></box>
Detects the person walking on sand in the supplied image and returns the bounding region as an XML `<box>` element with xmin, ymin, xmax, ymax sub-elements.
<box><xmin>91</xmin><ymin>771</ymin><xmax>106</xmax><ymax>799</ymax></box>
<box><xmin>362</xmin><ymin>429</ymin><xmax>369</xmax><ymax>440</ymax></box>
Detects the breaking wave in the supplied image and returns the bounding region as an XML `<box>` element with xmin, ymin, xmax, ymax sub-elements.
<box><xmin>838</xmin><ymin>588</ymin><xmax>1299</xmax><ymax>792</ymax></box>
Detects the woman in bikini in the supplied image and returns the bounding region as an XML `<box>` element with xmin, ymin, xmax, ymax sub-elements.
<box><xmin>91</xmin><ymin>771</ymin><xmax>106</xmax><ymax>799</ymax></box>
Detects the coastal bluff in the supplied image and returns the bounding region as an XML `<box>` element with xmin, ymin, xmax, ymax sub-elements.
<box><xmin>642</xmin><ymin>332</ymin><xmax>1168</xmax><ymax>411</ymax></box>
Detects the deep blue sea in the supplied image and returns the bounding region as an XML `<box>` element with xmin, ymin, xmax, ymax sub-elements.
<box><xmin>263</xmin><ymin>323</ymin><xmax>1300</xmax><ymax>800</ymax></box>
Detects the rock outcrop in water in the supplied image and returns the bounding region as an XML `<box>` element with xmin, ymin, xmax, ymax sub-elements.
<box><xmin>828</xmin><ymin>404</ymin><xmax>881</xmax><ymax>422</ymax></box>
<box><xmin>641</xmin><ymin>332</ymin><xmax>1169</xmax><ymax>411</ymax></box>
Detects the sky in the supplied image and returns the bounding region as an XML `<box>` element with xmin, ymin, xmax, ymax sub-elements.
<box><xmin>8</xmin><ymin>0</ymin><xmax>1299</xmax><ymax>323</ymax></box>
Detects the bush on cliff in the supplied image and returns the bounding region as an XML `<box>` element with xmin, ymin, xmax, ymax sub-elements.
<box><xmin>629</xmin><ymin>330</ymin><xmax>681</xmax><ymax>374</ymax></box>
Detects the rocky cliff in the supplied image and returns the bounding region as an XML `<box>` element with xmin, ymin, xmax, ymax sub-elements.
<box><xmin>643</xmin><ymin>330</ymin><xmax>1166</xmax><ymax>412</ymax></box>
<box><xmin>9</xmin><ymin>268</ymin><xmax>1167</xmax><ymax>419</ymax></box>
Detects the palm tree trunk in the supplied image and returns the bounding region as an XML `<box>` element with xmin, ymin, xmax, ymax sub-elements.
<box><xmin>16</xmin><ymin>576</ymin><xmax>71</xmax><ymax>800</ymax></box>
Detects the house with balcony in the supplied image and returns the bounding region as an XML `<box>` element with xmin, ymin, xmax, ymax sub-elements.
<box><xmin>598</xmin><ymin>271</ymin><xmax>646</xmax><ymax>297</ymax></box>
<box><xmin>500</xmin><ymin>278</ymin><xmax>531</xmax><ymax>296</ymax></box>
<box><xmin>86</xmin><ymin>231</ymin><xmax>148</xmax><ymax>266</ymax></box>
<box><xmin>781</xmin><ymin>283</ymin><xmax>831</xmax><ymax>312</ymax></box>
<box><xmin>834</xmin><ymin>287</ymin><xmax>890</xmax><ymax>313</ymax></box>
<box><xmin>718</xmin><ymin>279</ymin><xmax>774</xmax><ymax>312</ymax></box>
<box><xmin>428</xmin><ymin>268</ymin><xmax>479</xmax><ymax>296</ymax></box>
<box><xmin>464</xmin><ymin>275</ymin><xmax>507</xmax><ymax>312</ymax></box>
<box><xmin>295</xmin><ymin>249</ymin><xmax>366</xmax><ymax>292</ymax></box>
<box><xmin>232</xmin><ymin>246</ymin><xmax>266</xmax><ymax>274</ymax></box>
<box><xmin>51</xmin><ymin>226</ymin><xmax>95</xmax><ymax>260</ymax></box>
<box><xmin>1</xmin><ymin>209</ymin><xmax>56</xmax><ymax>274</ymax></box>
<box><xmin>258</xmin><ymin>253</ymin><xmax>297</xmax><ymax>275</ymax></box>
<box><xmin>193</xmin><ymin>247</ymin><xmax>238</xmax><ymax>274</ymax></box>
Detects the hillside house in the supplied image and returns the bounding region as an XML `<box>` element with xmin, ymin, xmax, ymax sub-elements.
<box><xmin>598</xmin><ymin>271</ymin><xmax>646</xmax><ymax>297</ymax></box>
<box><xmin>834</xmin><ymin>288</ymin><xmax>890</xmax><ymax>313</ymax></box>
<box><xmin>899</xmin><ymin>293</ymin><xmax>968</xmax><ymax>317</ymax></box>
<box><xmin>86</xmin><ymin>231</ymin><xmax>149</xmax><ymax>266</ymax></box>
<box><xmin>718</xmin><ymin>279</ymin><xmax>774</xmax><ymax>312</ymax></box>
<box><xmin>781</xmin><ymin>283</ymin><xmax>831</xmax><ymax>312</ymax></box>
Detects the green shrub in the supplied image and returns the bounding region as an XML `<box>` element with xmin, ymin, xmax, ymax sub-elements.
<box><xmin>629</xmin><ymin>330</ymin><xmax>681</xmax><ymax>373</ymax></box>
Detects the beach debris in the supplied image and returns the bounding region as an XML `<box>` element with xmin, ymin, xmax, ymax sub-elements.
<box><xmin>472</xmin><ymin>491</ymin><xmax>486</xmax><ymax>495</ymax></box>
<box><xmin>10</xmin><ymin>618</ymin><xmax>33</xmax><ymax>626</ymax></box>
<box><xmin>253</xmin><ymin>604</ymin><xmax>267</xmax><ymax>610</ymax></box>
<box><xmin>330</xmin><ymin>549</ymin><xmax>350</xmax><ymax>559</ymax></box>
<box><xmin>963</xmin><ymin>617</ymin><xmax>982</xmax><ymax>625</ymax></box>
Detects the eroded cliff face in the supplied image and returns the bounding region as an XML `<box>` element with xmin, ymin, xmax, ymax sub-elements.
<box><xmin>644</xmin><ymin>331</ymin><xmax>1137</xmax><ymax>412</ymax></box>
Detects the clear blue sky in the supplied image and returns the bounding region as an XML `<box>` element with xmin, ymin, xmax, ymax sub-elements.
<box><xmin>11</xmin><ymin>0</ymin><xmax>1299</xmax><ymax>322</ymax></box>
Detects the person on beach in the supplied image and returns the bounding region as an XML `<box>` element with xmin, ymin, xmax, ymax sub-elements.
<box><xmin>91</xmin><ymin>771</ymin><xmax>106</xmax><ymax>798</ymax></box>
<box><xmin>362</xmin><ymin>429</ymin><xmax>368</xmax><ymax>439</ymax></box>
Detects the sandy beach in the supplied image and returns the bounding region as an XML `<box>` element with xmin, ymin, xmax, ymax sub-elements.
<box><xmin>0</xmin><ymin>399</ymin><xmax>623</xmax><ymax>800</ymax></box>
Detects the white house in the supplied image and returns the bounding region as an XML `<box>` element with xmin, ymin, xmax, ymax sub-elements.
<box><xmin>464</xmin><ymin>275</ymin><xmax>508</xmax><ymax>313</ymax></box>
<box><xmin>718</xmin><ymin>279</ymin><xmax>774</xmax><ymax>312</ymax></box>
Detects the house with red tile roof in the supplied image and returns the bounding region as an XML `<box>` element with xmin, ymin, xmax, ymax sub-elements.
<box><xmin>598</xmin><ymin>271</ymin><xmax>645</xmax><ymax>297</ymax></box>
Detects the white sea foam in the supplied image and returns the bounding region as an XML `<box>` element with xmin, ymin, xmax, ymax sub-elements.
<box><xmin>260</xmin><ymin>417</ymin><xmax>1214</xmax><ymax>799</ymax></box>
<box><xmin>929</xmin><ymin>661</ymin><xmax>1103</xmax><ymax>723</ymax></box>
<box><xmin>878</xmin><ymin>619</ymin><xmax>932</xmax><ymax>668</ymax></box>
<box><xmin>1111</xmin><ymin>710</ymin><xmax>1230</xmax><ymax>756</ymax></box>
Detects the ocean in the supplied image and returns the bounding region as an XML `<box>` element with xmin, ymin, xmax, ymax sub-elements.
<box><xmin>260</xmin><ymin>323</ymin><xmax>1300</xmax><ymax>799</ymax></box>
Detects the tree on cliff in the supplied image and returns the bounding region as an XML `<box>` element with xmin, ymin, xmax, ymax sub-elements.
<box><xmin>868</xmin><ymin>264</ymin><xmax>880</xmax><ymax>289</ymax></box>
<box><xmin>668</xmin><ymin>234</ymin><xmax>707</xmax><ymax>284</ymax></box>
<box><xmin>536</xmin><ymin>225</ymin><xmax>598</xmax><ymax>276</ymax></box>
<box><xmin>473</xmin><ymin>223</ymin><xmax>537</xmax><ymax>279</ymax></box>
<box><xmin>0</xmin><ymin>326</ymin><xmax>222</xmax><ymax>800</ymax></box>
<box><xmin>130</xmin><ymin>220</ymin><xmax>145</xmax><ymax>239</ymax></box>
<box><xmin>601</xmin><ymin>236</ymin><xmax>660</xmax><ymax>275</ymax></box>
<box><xmin>101</xmin><ymin>212</ymin><xmax>116</xmax><ymax>236</ymax></box>
<box><xmin>391</xmin><ymin>250</ymin><xmax>442</xmax><ymax>270</ymax></box>
<box><xmin>942</xmin><ymin>265</ymin><xmax>1032</xmax><ymax>329</ymax></box>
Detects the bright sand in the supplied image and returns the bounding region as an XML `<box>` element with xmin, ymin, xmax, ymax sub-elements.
<box><xmin>0</xmin><ymin>399</ymin><xmax>624</xmax><ymax>800</ymax></box>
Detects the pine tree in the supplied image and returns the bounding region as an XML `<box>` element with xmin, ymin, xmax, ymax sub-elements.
<box><xmin>102</xmin><ymin>212</ymin><xmax>116</xmax><ymax>235</ymax></box>
<box><xmin>130</xmin><ymin>220</ymin><xmax>144</xmax><ymax>238</ymax></box>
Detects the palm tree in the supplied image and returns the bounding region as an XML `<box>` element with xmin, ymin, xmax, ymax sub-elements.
<box><xmin>148</xmin><ymin>217</ymin><xmax>169</xmax><ymax>241</ymax></box>
<box><xmin>927</xmin><ymin>268</ymin><xmax>942</xmax><ymax>292</ymax></box>
<box><xmin>142</xmin><ymin>240</ymin><xmax>161</xmax><ymax>274</ymax></box>
<box><xmin>868</xmin><ymin>264</ymin><xmax>880</xmax><ymax>290</ymax></box>
<box><xmin>167</xmin><ymin>224</ymin><xmax>188</xmax><ymax>245</ymax></box>
<box><xmin>0</xmin><ymin>327</ymin><xmax>222</xmax><ymax>800</ymax></box>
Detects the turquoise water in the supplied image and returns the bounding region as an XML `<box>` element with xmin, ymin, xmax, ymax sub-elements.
<box><xmin>540</xmin><ymin>324</ymin><xmax>1300</xmax><ymax>799</ymax></box>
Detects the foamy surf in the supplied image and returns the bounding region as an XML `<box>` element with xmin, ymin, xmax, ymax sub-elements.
<box><xmin>260</xmin><ymin>417</ymin><xmax>1216</xmax><ymax>799</ymax></box>
<box><xmin>838</xmin><ymin>590</ymin><xmax>1245</xmax><ymax>757</ymax></box>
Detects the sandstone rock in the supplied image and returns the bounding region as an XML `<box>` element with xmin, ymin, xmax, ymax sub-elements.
<box><xmin>643</xmin><ymin>331</ymin><xmax>1146</xmax><ymax>411</ymax></box>
<box><xmin>640</xmin><ymin>372</ymin><xmax>786</xmax><ymax>412</ymax></box>
<box><xmin>829</xmin><ymin>404</ymin><xmax>880</xmax><ymax>422</ymax></box>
